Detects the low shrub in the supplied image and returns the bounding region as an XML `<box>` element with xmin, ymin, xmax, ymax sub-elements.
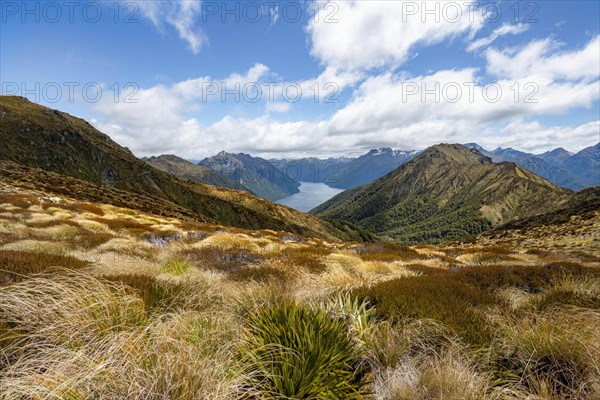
<box><xmin>356</xmin><ymin>276</ymin><xmax>496</xmax><ymax>346</ymax></box>
<box><xmin>280</xmin><ymin>247</ymin><xmax>328</xmax><ymax>273</ymax></box>
<box><xmin>43</xmin><ymin>202</ymin><xmax>105</xmax><ymax>216</ymax></box>
<box><xmin>0</xmin><ymin>194</ymin><xmax>38</xmax><ymax>209</ymax></box>
<box><xmin>354</xmin><ymin>243</ymin><xmax>428</xmax><ymax>262</ymax></box>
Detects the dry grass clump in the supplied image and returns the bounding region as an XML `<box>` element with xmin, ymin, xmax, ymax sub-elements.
<box><xmin>91</xmin><ymin>216</ymin><xmax>153</xmax><ymax>233</ymax></box>
<box><xmin>229</xmin><ymin>264</ymin><xmax>288</xmax><ymax>283</ymax></box>
<box><xmin>495</xmin><ymin>308</ymin><xmax>600</xmax><ymax>398</ymax></box>
<box><xmin>0</xmin><ymin>272</ymin><xmax>147</xmax><ymax>348</ymax></box>
<box><xmin>180</xmin><ymin>245</ymin><xmax>264</xmax><ymax>273</ymax></box>
<box><xmin>0</xmin><ymin>249</ymin><xmax>89</xmax><ymax>284</ymax></box>
<box><xmin>0</xmin><ymin>272</ymin><xmax>242</xmax><ymax>399</ymax></box>
<box><xmin>364</xmin><ymin>319</ymin><xmax>492</xmax><ymax>400</ymax></box>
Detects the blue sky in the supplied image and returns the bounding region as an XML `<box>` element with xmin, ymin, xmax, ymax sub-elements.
<box><xmin>1</xmin><ymin>0</ymin><xmax>599</xmax><ymax>158</ymax></box>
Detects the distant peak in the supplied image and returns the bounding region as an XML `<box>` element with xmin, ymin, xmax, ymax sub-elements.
<box><xmin>367</xmin><ymin>148</ymin><xmax>393</xmax><ymax>155</ymax></box>
<box><xmin>423</xmin><ymin>143</ymin><xmax>492</xmax><ymax>164</ymax></box>
<box><xmin>464</xmin><ymin>142</ymin><xmax>487</xmax><ymax>152</ymax></box>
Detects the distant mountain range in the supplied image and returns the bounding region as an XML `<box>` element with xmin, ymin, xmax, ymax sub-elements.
<box><xmin>328</xmin><ymin>148</ymin><xmax>420</xmax><ymax>189</ymax></box>
<box><xmin>148</xmin><ymin>142</ymin><xmax>596</xmax><ymax>201</ymax></box>
<box><xmin>1</xmin><ymin>96</ymin><xmax>598</xmax><ymax>246</ymax></box>
<box><xmin>0</xmin><ymin>96</ymin><xmax>369</xmax><ymax>242</ymax></box>
<box><xmin>465</xmin><ymin>143</ymin><xmax>599</xmax><ymax>190</ymax></box>
<box><xmin>269</xmin><ymin>148</ymin><xmax>420</xmax><ymax>189</ymax></box>
<box><xmin>198</xmin><ymin>152</ymin><xmax>300</xmax><ymax>202</ymax></box>
<box><xmin>312</xmin><ymin>144</ymin><xmax>573</xmax><ymax>244</ymax></box>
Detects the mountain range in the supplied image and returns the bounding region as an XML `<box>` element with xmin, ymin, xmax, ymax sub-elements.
<box><xmin>1</xmin><ymin>96</ymin><xmax>597</xmax><ymax>245</ymax></box>
<box><xmin>198</xmin><ymin>152</ymin><xmax>300</xmax><ymax>201</ymax></box>
<box><xmin>465</xmin><ymin>143</ymin><xmax>599</xmax><ymax>190</ymax></box>
<box><xmin>0</xmin><ymin>96</ymin><xmax>369</xmax><ymax>242</ymax></box>
<box><xmin>148</xmin><ymin>143</ymin><xmax>596</xmax><ymax>201</ymax></box>
<box><xmin>312</xmin><ymin>144</ymin><xmax>573</xmax><ymax>244</ymax></box>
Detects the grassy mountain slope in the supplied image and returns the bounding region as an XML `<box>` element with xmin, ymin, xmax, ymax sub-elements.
<box><xmin>0</xmin><ymin>96</ymin><xmax>366</xmax><ymax>241</ymax></box>
<box><xmin>469</xmin><ymin>187</ymin><xmax>600</xmax><ymax>253</ymax></box>
<box><xmin>312</xmin><ymin>144</ymin><xmax>572</xmax><ymax>244</ymax></box>
<box><xmin>199</xmin><ymin>152</ymin><xmax>300</xmax><ymax>201</ymax></box>
<box><xmin>144</xmin><ymin>154</ymin><xmax>247</xmax><ymax>191</ymax></box>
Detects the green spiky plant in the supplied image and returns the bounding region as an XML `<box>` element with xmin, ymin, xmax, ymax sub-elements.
<box><xmin>240</xmin><ymin>301</ymin><xmax>368</xmax><ymax>399</ymax></box>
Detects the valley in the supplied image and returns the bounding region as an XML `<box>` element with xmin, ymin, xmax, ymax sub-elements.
<box><xmin>275</xmin><ymin>181</ymin><xmax>345</xmax><ymax>212</ymax></box>
<box><xmin>3</xmin><ymin>2</ymin><xmax>599</xmax><ymax>398</ymax></box>
<box><xmin>0</xmin><ymin>96</ymin><xmax>598</xmax><ymax>399</ymax></box>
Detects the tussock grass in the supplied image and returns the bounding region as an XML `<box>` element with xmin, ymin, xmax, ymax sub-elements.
<box><xmin>180</xmin><ymin>245</ymin><xmax>264</xmax><ymax>273</ymax></box>
<box><xmin>239</xmin><ymin>301</ymin><xmax>369</xmax><ymax>399</ymax></box>
<box><xmin>495</xmin><ymin>308</ymin><xmax>600</xmax><ymax>397</ymax></box>
<box><xmin>0</xmin><ymin>249</ymin><xmax>89</xmax><ymax>284</ymax></box>
<box><xmin>161</xmin><ymin>258</ymin><xmax>191</xmax><ymax>276</ymax></box>
<box><xmin>0</xmin><ymin>188</ymin><xmax>598</xmax><ymax>399</ymax></box>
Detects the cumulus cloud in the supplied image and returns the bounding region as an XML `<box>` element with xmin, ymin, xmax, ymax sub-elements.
<box><xmin>135</xmin><ymin>0</ymin><xmax>207</xmax><ymax>54</ymax></box>
<box><xmin>307</xmin><ymin>0</ymin><xmax>484</xmax><ymax>72</ymax></box>
<box><xmin>486</xmin><ymin>35</ymin><xmax>600</xmax><ymax>80</ymax></box>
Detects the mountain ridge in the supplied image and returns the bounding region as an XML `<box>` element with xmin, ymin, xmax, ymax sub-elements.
<box><xmin>312</xmin><ymin>143</ymin><xmax>573</xmax><ymax>244</ymax></box>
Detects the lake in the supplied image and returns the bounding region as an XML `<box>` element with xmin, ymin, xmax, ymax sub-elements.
<box><xmin>276</xmin><ymin>182</ymin><xmax>345</xmax><ymax>212</ymax></box>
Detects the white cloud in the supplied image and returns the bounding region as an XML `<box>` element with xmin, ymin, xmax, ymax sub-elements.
<box><xmin>307</xmin><ymin>0</ymin><xmax>484</xmax><ymax>72</ymax></box>
<box><xmin>87</xmin><ymin>17</ymin><xmax>600</xmax><ymax>159</ymax></box>
<box><xmin>486</xmin><ymin>35</ymin><xmax>600</xmax><ymax>80</ymax></box>
<box><xmin>467</xmin><ymin>23</ymin><xmax>529</xmax><ymax>52</ymax></box>
<box><xmin>136</xmin><ymin>0</ymin><xmax>206</xmax><ymax>54</ymax></box>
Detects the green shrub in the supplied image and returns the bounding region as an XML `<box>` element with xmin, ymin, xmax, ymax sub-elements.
<box><xmin>240</xmin><ymin>301</ymin><xmax>368</xmax><ymax>399</ymax></box>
